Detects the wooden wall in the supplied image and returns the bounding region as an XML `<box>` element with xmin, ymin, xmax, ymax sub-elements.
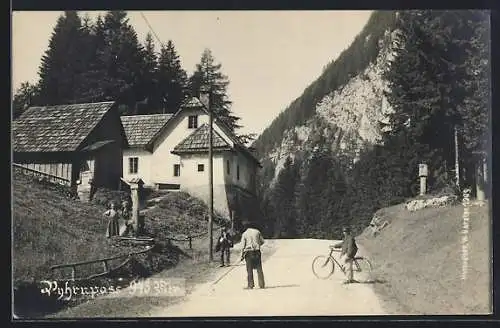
<box><xmin>81</xmin><ymin>105</ymin><xmax>125</xmax><ymax>190</ymax></box>
<box><xmin>17</xmin><ymin>162</ymin><xmax>73</xmax><ymax>182</ymax></box>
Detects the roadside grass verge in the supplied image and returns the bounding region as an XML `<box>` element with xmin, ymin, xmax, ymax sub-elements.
<box><xmin>357</xmin><ymin>202</ymin><xmax>491</xmax><ymax>314</ymax></box>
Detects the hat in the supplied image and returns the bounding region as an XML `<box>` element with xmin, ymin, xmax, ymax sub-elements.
<box><xmin>242</xmin><ymin>220</ymin><xmax>253</xmax><ymax>228</ymax></box>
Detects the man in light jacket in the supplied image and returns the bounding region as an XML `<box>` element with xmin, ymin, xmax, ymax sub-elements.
<box><xmin>240</xmin><ymin>220</ymin><xmax>265</xmax><ymax>289</ymax></box>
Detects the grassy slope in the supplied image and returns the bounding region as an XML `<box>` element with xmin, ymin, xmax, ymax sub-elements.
<box><xmin>13</xmin><ymin>172</ymin><xmax>135</xmax><ymax>283</ymax></box>
<box><xmin>357</xmin><ymin>202</ymin><xmax>491</xmax><ymax>314</ymax></box>
<box><xmin>13</xmin><ymin>171</ymin><xmax>222</xmax><ymax>284</ymax></box>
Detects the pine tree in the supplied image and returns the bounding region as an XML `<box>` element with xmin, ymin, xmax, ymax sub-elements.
<box><xmin>72</xmin><ymin>13</ymin><xmax>100</xmax><ymax>103</ymax></box>
<box><xmin>99</xmin><ymin>11</ymin><xmax>145</xmax><ymax>112</ymax></box>
<box><xmin>143</xmin><ymin>33</ymin><xmax>157</xmax><ymax>81</ymax></box>
<box><xmin>156</xmin><ymin>40</ymin><xmax>189</xmax><ymax>114</ymax></box>
<box><xmin>456</xmin><ymin>11</ymin><xmax>490</xmax><ymax>174</ymax></box>
<box><xmin>77</xmin><ymin>14</ymin><xmax>108</xmax><ymax>102</ymax></box>
<box><xmin>294</xmin><ymin>147</ymin><xmax>337</xmax><ymax>237</ymax></box>
<box><xmin>293</xmin><ymin>172</ymin><xmax>308</xmax><ymax>237</ymax></box>
<box><xmin>13</xmin><ymin>82</ymin><xmax>39</xmax><ymax>119</ymax></box>
<box><xmin>382</xmin><ymin>10</ymin><xmax>475</xmax><ymax>187</ymax></box>
<box><xmin>134</xmin><ymin>33</ymin><xmax>159</xmax><ymax>114</ymax></box>
<box><xmin>37</xmin><ymin>11</ymin><xmax>86</xmax><ymax>105</ymax></box>
<box><xmin>189</xmin><ymin>48</ymin><xmax>241</xmax><ymax>131</ymax></box>
<box><xmin>319</xmin><ymin>155</ymin><xmax>348</xmax><ymax>237</ymax></box>
<box><xmin>269</xmin><ymin>156</ymin><xmax>300</xmax><ymax>238</ymax></box>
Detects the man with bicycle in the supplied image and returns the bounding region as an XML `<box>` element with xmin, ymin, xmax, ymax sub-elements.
<box><xmin>333</xmin><ymin>226</ymin><xmax>358</xmax><ymax>284</ymax></box>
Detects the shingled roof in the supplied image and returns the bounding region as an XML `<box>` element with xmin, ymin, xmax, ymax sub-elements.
<box><xmin>172</xmin><ymin>124</ymin><xmax>232</xmax><ymax>154</ymax></box>
<box><xmin>13</xmin><ymin>102</ymin><xmax>116</xmax><ymax>153</ymax></box>
<box><xmin>181</xmin><ymin>96</ymin><xmax>204</xmax><ymax>108</ymax></box>
<box><xmin>120</xmin><ymin>114</ymin><xmax>172</xmax><ymax>148</ymax></box>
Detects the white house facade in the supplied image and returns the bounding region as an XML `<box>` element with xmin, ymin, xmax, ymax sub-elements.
<box><xmin>121</xmin><ymin>114</ymin><xmax>173</xmax><ymax>186</ymax></box>
<box><xmin>121</xmin><ymin>95</ymin><xmax>261</xmax><ymax>224</ymax></box>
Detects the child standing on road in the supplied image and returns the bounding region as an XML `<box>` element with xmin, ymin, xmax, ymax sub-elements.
<box><xmin>333</xmin><ymin>226</ymin><xmax>358</xmax><ymax>284</ymax></box>
<box><xmin>216</xmin><ymin>227</ymin><xmax>233</xmax><ymax>267</ymax></box>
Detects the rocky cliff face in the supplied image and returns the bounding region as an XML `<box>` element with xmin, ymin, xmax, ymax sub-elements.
<box><xmin>265</xmin><ymin>29</ymin><xmax>400</xmax><ymax>185</ymax></box>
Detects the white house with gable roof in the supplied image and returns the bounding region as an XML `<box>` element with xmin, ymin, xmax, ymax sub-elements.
<box><xmin>120</xmin><ymin>90</ymin><xmax>261</xmax><ymax>227</ymax></box>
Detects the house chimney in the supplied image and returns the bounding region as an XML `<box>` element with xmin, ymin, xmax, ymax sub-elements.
<box><xmin>199</xmin><ymin>85</ymin><xmax>210</xmax><ymax>109</ymax></box>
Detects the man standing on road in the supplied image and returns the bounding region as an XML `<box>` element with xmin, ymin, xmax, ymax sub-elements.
<box><xmin>240</xmin><ymin>220</ymin><xmax>265</xmax><ymax>289</ymax></box>
<box><xmin>334</xmin><ymin>226</ymin><xmax>358</xmax><ymax>284</ymax></box>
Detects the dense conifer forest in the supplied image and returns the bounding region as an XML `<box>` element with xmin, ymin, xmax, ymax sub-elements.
<box><xmin>253</xmin><ymin>10</ymin><xmax>490</xmax><ymax>239</ymax></box>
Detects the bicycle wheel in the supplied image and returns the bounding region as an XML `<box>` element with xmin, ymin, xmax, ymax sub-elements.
<box><xmin>353</xmin><ymin>257</ymin><xmax>373</xmax><ymax>282</ymax></box>
<box><xmin>312</xmin><ymin>255</ymin><xmax>335</xmax><ymax>279</ymax></box>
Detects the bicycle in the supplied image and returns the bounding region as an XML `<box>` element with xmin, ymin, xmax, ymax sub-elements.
<box><xmin>312</xmin><ymin>245</ymin><xmax>373</xmax><ymax>281</ymax></box>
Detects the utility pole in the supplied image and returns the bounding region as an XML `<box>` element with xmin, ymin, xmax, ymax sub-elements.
<box><xmin>454</xmin><ymin>125</ymin><xmax>460</xmax><ymax>190</ymax></box>
<box><xmin>202</xmin><ymin>84</ymin><xmax>214</xmax><ymax>261</ymax></box>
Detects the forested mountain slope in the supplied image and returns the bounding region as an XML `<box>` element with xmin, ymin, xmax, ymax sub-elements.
<box><xmin>253</xmin><ymin>11</ymin><xmax>398</xmax><ymax>188</ymax></box>
<box><xmin>252</xmin><ymin>10</ymin><xmax>490</xmax><ymax>239</ymax></box>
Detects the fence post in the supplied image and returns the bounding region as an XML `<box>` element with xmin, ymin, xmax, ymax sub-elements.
<box><xmin>419</xmin><ymin>163</ymin><xmax>428</xmax><ymax>196</ymax></box>
<box><xmin>129</xmin><ymin>179</ymin><xmax>144</xmax><ymax>235</ymax></box>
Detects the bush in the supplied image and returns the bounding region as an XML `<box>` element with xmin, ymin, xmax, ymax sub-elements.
<box><xmin>140</xmin><ymin>187</ymin><xmax>166</xmax><ymax>201</ymax></box>
<box><xmin>91</xmin><ymin>188</ymin><xmax>131</xmax><ymax>208</ymax></box>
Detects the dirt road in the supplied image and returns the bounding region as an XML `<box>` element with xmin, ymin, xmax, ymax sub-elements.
<box><xmin>149</xmin><ymin>238</ymin><xmax>386</xmax><ymax>317</ymax></box>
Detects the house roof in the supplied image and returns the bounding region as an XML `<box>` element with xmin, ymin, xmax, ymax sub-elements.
<box><xmin>121</xmin><ymin>114</ymin><xmax>173</xmax><ymax>148</ymax></box>
<box><xmin>172</xmin><ymin>124</ymin><xmax>232</xmax><ymax>154</ymax></box>
<box><xmin>181</xmin><ymin>97</ymin><xmax>205</xmax><ymax>108</ymax></box>
<box><xmin>146</xmin><ymin>96</ymin><xmax>207</xmax><ymax>148</ymax></box>
<box><xmin>213</xmin><ymin>117</ymin><xmax>262</xmax><ymax>167</ymax></box>
<box><xmin>148</xmin><ymin>95</ymin><xmax>261</xmax><ymax>166</ymax></box>
<box><xmin>120</xmin><ymin>177</ymin><xmax>145</xmax><ymax>185</ymax></box>
<box><xmin>13</xmin><ymin>102</ymin><xmax>116</xmax><ymax>153</ymax></box>
<box><xmin>81</xmin><ymin>140</ymin><xmax>116</xmax><ymax>152</ymax></box>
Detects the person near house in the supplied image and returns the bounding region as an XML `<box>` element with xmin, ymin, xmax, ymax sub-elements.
<box><xmin>119</xmin><ymin>200</ymin><xmax>134</xmax><ymax>236</ymax></box>
<box><xmin>333</xmin><ymin>226</ymin><xmax>359</xmax><ymax>284</ymax></box>
<box><xmin>215</xmin><ymin>226</ymin><xmax>233</xmax><ymax>267</ymax></box>
<box><xmin>240</xmin><ymin>220</ymin><xmax>265</xmax><ymax>289</ymax></box>
<box><xmin>103</xmin><ymin>202</ymin><xmax>120</xmax><ymax>238</ymax></box>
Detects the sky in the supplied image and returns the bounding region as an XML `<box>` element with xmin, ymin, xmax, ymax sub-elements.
<box><xmin>12</xmin><ymin>10</ymin><xmax>372</xmax><ymax>137</ymax></box>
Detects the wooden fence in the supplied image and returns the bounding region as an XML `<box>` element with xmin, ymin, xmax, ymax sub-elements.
<box><xmin>167</xmin><ymin>231</ymin><xmax>208</xmax><ymax>250</ymax></box>
<box><xmin>50</xmin><ymin>245</ymin><xmax>155</xmax><ymax>281</ymax></box>
<box><xmin>13</xmin><ymin>163</ymin><xmax>71</xmax><ymax>186</ymax></box>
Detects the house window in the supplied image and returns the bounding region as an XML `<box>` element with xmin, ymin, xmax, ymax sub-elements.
<box><xmin>129</xmin><ymin>157</ymin><xmax>138</xmax><ymax>174</ymax></box>
<box><xmin>237</xmin><ymin>164</ymin><xmax>240</xmax><ymax>180</ymax></box>
<box><xmin>174</xmin><ymin>164</ymin><xmax>181</xmax><ymax>177</ymax></box>
<box><xmin>198</xmin><ymin>164</ymin><xmax>205</xmax><ymax>172</ymax></box>
<box><xmin>226</xmin><ymin>160</ymin><xmax>230</xmax><ymax>175</ymax></box>
<box><xmin>188</xmin><ymin>115</ymin><xmax>198</xmax><ymax>129</ymax></box>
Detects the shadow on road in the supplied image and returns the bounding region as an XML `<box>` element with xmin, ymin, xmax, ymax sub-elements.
<box><xmin>262</xmin><ymin>284</ymin><xmax>300</xmax><ymax>289</ymax></box>
<box><xmin>355</xmin><ymin>279</ymin><xmax>387</xmax><ymax>284</ymax></box>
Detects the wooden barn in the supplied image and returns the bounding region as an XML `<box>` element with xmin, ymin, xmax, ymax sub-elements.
<box><xmin>12</xmin><ymin>102</ymin><xmax>129</xmax><ymax>199</ymax></box>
